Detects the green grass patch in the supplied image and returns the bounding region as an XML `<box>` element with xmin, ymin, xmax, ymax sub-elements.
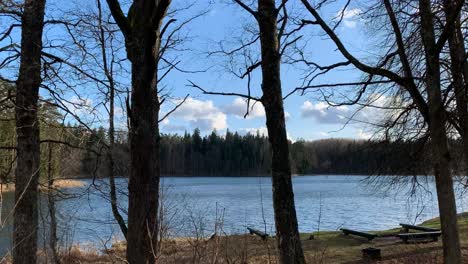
<box><xmin>298</xmin><ymin>212</ymin><xmax>468</xmax><ymax>247</ymax></box>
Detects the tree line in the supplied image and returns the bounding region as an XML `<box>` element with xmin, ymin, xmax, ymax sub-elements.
<box><xmin>1</xmin><ymin>108</ymin><xmax>440</xmax><ymax>180</ymax></box>
<box><xmin>79</xmin><ymin>127</ymin><xmax>447</xmax><ymax>177</ymax></box>
<box><xmin>1</xmin><ymin>96</ymin><xmax>441</xmax><ymax>180</ymax></box>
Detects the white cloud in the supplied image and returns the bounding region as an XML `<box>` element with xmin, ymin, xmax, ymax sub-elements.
<box><xmin>359</xmin><ymin>93</ymin><xmax>402</xmax><ymax>123</ymax></box>
<box><xmin>170</xmin><ymin>97</ymin><xmax>227</xmax><ymax>131</ymax></box>
<box><xmin>113</xmin><ymin>107</ymin><xmax>128</xmax><ymax>130</ymax></box>
<box><xmin>301</xmin><ymin>101</ymin><xmax>349</xmax><ymax>124</ymax></box>
<box><xmin>344</xmin><ymin>20</ymin><xmax>357</xmax><ymax>28</ymax></box>
<box><xmin>240</xmin><ymin>126</ymin><xmax>294</xmax><ymax>141</ymax></box>
<box><xmin>223</xmin><ymin>98</ymin><xmax>265</xmax><ymax>119</ymax></box>
<box><xmin>242</xmin><ymin>126</ymin><xmax>269</xmax><ymax>137</ymax></box>
<box><xmin>357</xmin><ymin>129</ymin><xmax>372</xmax><ymax>139</ymax></box>
<box><xmin>63</xmin><ymin>96</ymin><xmax>93</xmax><ymax>116</ymax></box>
<box><xmin>319</xmin><ymin>132</ymin><xmax>330</xmax><ymax>137</ymax></box>
<box><xmin>340</xmin><ymin>8</ymin><xmax>361</xmax><ymax>19</ymax></box>
<box><xmin>336</xmin><ymin>8</ymin><xmax>362</xmax><ymax>28</ymax></box>
<box><xmin>301</xmin><ymin>94</ymin><xmax>403</xmax><ymax>126</ymax></box>
<box><xmin>160</xmin><ymin>118</ymin><xmax>170</xmax><ymax>125</ymax></box>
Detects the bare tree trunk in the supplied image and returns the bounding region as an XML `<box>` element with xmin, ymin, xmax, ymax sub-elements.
<box><xmin>126</xmin><ymin>51</ymin><xmax>159</xmax><ymax>264</ymax></box>
<box><xmin>444</xmin><ymin>0</ymin><xmax>468</xmax><ymax>175</ymax></box>
<box><xmin>13</xmin><ymin>0</ymin><xmax>46</xmax><ymax>263</ymax></box>
<box><xmin>298</xmin><ymin>0</ymin><xmax>462</xmax><ymax>261</ymax></box>
<box><xmin>126</xmin><ymin>42</ymin><xmax>160</xmax><ymax>264</ymax></box>
<box><xmin>96</xmin><ymin>0</ymin><xmax>128</xmax><ymax>239</ymax></box>
<box><xmin>419</xmin><ymin>0</ymin><xmax>461</xmax><ymax>262</ymax></box>
<box><xmin>460</xmin><ymin>22</ymin><xmax>468</xmax><ymax>178</ymax></box>
<box><xmin>107</xmin><ymin>75</ymin><xmax>128</xmax><ymax>238</ymax></box>
<box><xmin>47</xmin><ymin>143</ymin><xmax>60</xmax><ymax>264</ymax></box>
<box><xmin>257</xmin><ymin>1</ymin><xmax>305</xmax><ymax>263</ymax></box>
<box><xmin>105</xmin><ymin>1</ymin><xmax>170</xmax><ymax>263</ymax></box>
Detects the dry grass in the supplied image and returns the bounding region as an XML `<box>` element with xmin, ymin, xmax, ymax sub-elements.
<box><xmin>0</xmin><ymin>179</ymin><xmax>85</xmax><ymax>192</ymax></box>
<box><xmin>51</xmin><ymin>179</ymin><xmax>86</xmax><ymax>189</ymax></box>
<box><xmin>1</xmin><ymin>213</ymin><xmax>466</xmax><ymax>263</ymax></box>
<box><xmin>53</xmin><ymin>213</ymin><xmax>468</xmax><ymax>263</ymax></box>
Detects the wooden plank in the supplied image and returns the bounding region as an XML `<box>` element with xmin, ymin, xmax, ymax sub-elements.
<box><xmin>397</xmin><ymin>231</ymin><xmax>442</xmax><ymax>243</ymax></box>
<box><xmin>247</xmin><ymin>227</ymin><xmax>269</xmax><ymax>240</ymax></box>
<box><xmin>399</xmin><ymin>223</ymin><xmax>439</xmax><ymax>233</ymax></box>
<box><xmin>340</xmin><ymin>228</ymin><xmax>377</xmax><ymax>240</ymax></box>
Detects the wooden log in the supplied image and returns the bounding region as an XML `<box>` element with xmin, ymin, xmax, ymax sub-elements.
<box><xmin>247</xmin><ymin>227</ymin><xmax>269</xmax><ymax>240</ymax></box>
<box><xmin>399</xmin><ymin>223</ymin><xmax>439</xmax><ymax>233</ymax></box>
<box><xmin>340</xmin><ymin>228</ymin><xmax>377</xmax><ymax>241</ymax></box>
<box><xmin>397</xmin><ymin>231</ymin><xmax>442</xmax><ymax>243</ymax></box>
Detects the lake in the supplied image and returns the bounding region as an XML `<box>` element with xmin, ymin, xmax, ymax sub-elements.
<box><xmin>0</xmin><ymin>175</ymin><xmax>467</xmax><ymax>257</ymax></box>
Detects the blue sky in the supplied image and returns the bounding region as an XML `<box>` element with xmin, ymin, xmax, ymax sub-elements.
<box><xmin>155</xmin><ymin>0</ymin><xmax>379</xmax><ymax>141</ymax></box>
<box><xmin>0</xmin><ymin>0</ymin><xmax>390</xmax><ymax>141</ymax></box>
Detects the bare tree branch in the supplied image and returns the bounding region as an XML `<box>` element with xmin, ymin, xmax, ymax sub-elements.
<box><xmin>187</xmin><ymin>80</ymin><xmax>261</xmax><ymax>101</ymax></box>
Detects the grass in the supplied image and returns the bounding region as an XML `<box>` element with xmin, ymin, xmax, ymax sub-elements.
<box><xmin>19</xmin><ymin>213</ymin><xmax>468</xmax><ymax>263</ymax></box>
<box><xmin>296</xmin><ymin>213</ymin><xmax>468</xmax><ymax>263</ymax></box>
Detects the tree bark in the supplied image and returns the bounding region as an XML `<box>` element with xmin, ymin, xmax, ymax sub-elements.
<box><xmin>105</xmin><ymin>1</ymin><xmax>170</xmax><ymax>263</ymax></box>
<box><xmin>444</xmin><ymin>0</ymin><xmax>468</xmax><ymax>175</ymax></box>
<box><xmin>125</xmin><ymin>15</ymin><xmax>160</xmax><ymax>264</ymax></box>
<box><xmin>257</xmin><ymin>1</ymin><xmax>305</xmax><ymax>263</ymax></box>
<box><xmin>47</xmin><ymin>143</ymin><xmax>60</xmax><ymax>264</ymax></box>
<box><xmin>419</xmin><ymin>0</ymin><xmax>461</xmax><ymax>262</ymax></box>
<box><xmin>13</xmin><ymin>0</ymin><xmax>46</xmax><ymax>263</ymax></box>
<box><xmin>126</xmin><ymin>46</ymin><xmax>160</xmax><ymax>264</ymax></box>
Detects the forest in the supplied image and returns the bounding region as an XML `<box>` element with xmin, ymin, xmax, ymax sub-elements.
<box><xmin>1</xmin><ymin>85</ymin><xmax>438</xmax><ymax>179</ymax></box>
<box><xmin>0</xmin><ymin>98</ymin><xmax>438</xmax><ymax>179</ymax></box>
<box><xmin>58</xmin><ymin>128</ymin><xmax>439</xmax><ymax>177</ymax></box>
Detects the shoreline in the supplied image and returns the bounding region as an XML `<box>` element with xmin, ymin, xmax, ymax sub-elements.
<box><xmin>47</xmin><ymin>213</ymin><xmax>468</xmax><ymax>263</ymax></box>
<box><xmin>66</xmin><ymin>174</ymin><xmax>431</xmax><ymax>181</ymax></box>
<box><xmin>0</xmin><ymin>179</ymin><xmax>86</xmax><ymax>192</ymax></box>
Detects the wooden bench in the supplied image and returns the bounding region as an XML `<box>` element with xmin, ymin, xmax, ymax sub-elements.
<box><xmin>340</xmin><ymin>228</ymin><xmax>377</xmax><ymax>241</ymax></box>
<box><xmin>399</xmin><ymin>223</ymin><xmax>439</xmax><ymax>233</ymax></box>
<box><xmin>397</xmin><ymin>231</ymin><xmax>442</xmax><ymax>243</ymax></box>
<box><xmin>247</xmin><ymin>227</ymin><xmax>269</xmax><ymax>240</ymax></box>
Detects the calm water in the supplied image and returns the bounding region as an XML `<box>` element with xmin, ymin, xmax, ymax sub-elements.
<box><xmin>0</xmin><ymin>175</ymin><xmax>467</xmax><ymax>257</ymax></box>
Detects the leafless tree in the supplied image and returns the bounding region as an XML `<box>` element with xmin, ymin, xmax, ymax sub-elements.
<box><xmin>105</xmin><ymin>0</ymin><xmax>171</xmax><ymax>262</ymax></box>
<box><xmin>443</xmin><ymin>0</ymin><xmax>468</xmax><ymax>175</ymax></box>
<box><xmin>72</xmin><ymin>0</ymin><xmax>130</xmax><ymax>239</ymax></box>
<box><xmin>296</xmin><ymin>0</ymin><xmax>464</xmax><ymax>262</ymax></box>
<box><xmin>46</xmin><ymin>142</ymin><xmax>60</xmax><ymax>264</ymax></box>
<box><xmin>189</xmin><ymin>0</ymin><xmax>306</xmax><ymax>263</ymax></box>
<box><xmin>13</xmin><ymin>0</ymin><xmax>46</xmax><ymax>263</ymax></box>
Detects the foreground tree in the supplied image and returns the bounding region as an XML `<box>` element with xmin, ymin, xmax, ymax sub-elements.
<box><xmin>299</xmin><ymin>0</ymin><xmax>463</xmax><ymax>262</ymax></box>
<box><xmin>444</xmin><ymin>0</ymin><xmax>468</xmax><ymax>174</ymax></box>
<box><xmin>419</xmin><ymin>0</ymin><xmax>461</xmax><ymax>261</ymax></box>
<box><xmin>256</xmin><ymin>1</ymin><xmax>305</xmax><ymax>262</ymax></box>
<box><xmin>106</xmin><ymin>0</ymin><xmax>170</xmax><ymax>262</ymax></box>
<box><xmin>13</xmin><ymin>0</ymin><xmax>46</xmax><ymax>263</ymax></box>
<box><xmin>191</xmin><ymin>0</ymin><xmax>306</xmax><ymax>262</ymax></box>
